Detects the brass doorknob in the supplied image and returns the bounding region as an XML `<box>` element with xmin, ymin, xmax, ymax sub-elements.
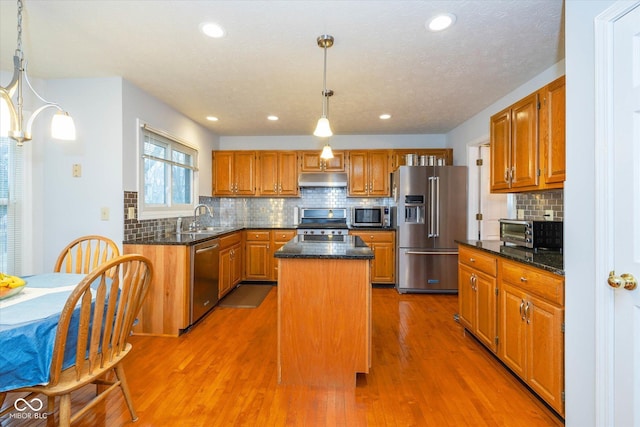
<box><xmin>608</xmin><ymin>271</ymin><xmax>638</xmax><ymax>291</ymax></box>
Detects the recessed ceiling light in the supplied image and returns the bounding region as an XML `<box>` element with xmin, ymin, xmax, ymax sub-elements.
<box><xmin>427</xmin><ymin>13</ymin><xmax>456</xmax><ymax>32</ymax></box>
<box><xmin>267</xmin><ymin>115</ymin><xmax>279</xmax><ymax>121</ymax></box>
<box><xmin>379</xmin><ymin>114</ymin><xmax>391</xmax><ymax>120</ymax></box>
<box><xmin>200</xmin><ymin>22</ymin><xmax>225</xmax><ymax>38</ymax></box>
<box><xmin>206</xmin><ymin>116</ymin><xmax>219</xmax><ymax>122</ymax></box>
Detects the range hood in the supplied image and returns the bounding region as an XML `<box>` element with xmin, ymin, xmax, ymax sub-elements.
<box><xmin>298</xmin><ymin>172</ymin><xmax>348</xmax><ymax>188</ymax></box>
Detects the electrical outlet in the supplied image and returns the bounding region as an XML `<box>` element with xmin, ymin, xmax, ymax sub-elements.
<box><xmin>100</xmin><ymin>207</ymin><xmax>110</xmax><ymax>221</ymax></box>
<box><xmin>544</xmin><ymin>210</ymin><xmax>554</xmax><ymax>221</ymax></box>
<box><xmin>72</xmin><ymin>164</ymin><xmax>81</xmax><ymax>177</ymax></box>
<box><xmin>517</xmin><ymin>209</ymin><xmax>525</xmax><ymax>220</ymax></box>
<box><xmin>127</xmin><ymin>207</ymin><xmax>135</xmax><ymax>220</ymax></box>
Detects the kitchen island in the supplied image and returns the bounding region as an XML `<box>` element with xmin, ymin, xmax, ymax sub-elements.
<box><xmin>274</xmin><ymin>235</ymin><xmax>374</xmax><ymax>388</ymax></box>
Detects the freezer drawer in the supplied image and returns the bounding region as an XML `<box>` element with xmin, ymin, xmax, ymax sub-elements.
<box><xmin>397</xmin><ymin>248</ymin><xmax>459</xmax><ymax>293</ymax></box>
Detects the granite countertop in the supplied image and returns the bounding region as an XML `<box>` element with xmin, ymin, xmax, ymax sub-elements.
<box><xmin>457</xmin><ymin>240</ymin><xmax>564</xmax><ymax>275</ymax></box>
<box><xmin>124</xmin><ymin>226</ymin><xmax>244</xmax><ymax>246</ymax></box>
<box><xmin>275</xmin><ymin>235</ymin><xmax>374</xmax><ymax>260</ymax></box>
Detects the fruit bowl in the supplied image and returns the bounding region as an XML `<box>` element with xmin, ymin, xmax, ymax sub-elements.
<box><xmin>0</xmin><ymin>274</ymin><xmax>26</xmax><ymax>300</ymax></box>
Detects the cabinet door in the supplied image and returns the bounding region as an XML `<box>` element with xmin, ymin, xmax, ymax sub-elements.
<box><xmin>323</xmin><ymin>151</ymin><xmax>346</xmax><ymax>171</ymax></box>
<box><xmin>499</xmin><ymin>282</ymin><xmax>527</xmax><ymax>378</ymax></box>
<box><xmin>510</xmin><ymin>93</ymin><xmax>539</xmax><ymax>189</ymax></box>
<box><xmin>368</xmin><ymin>151</ymin><xmax>390</xmax><ymax>196</ymax></box>
<box><xmin>300</xmin><ymin>151</ymin><xmax>345</xmax><ymax>172</ymax></box>
<box><xmin>219</xmin><ymin>247</ymin><xmax>232</xmax><ymax>298</ymax></box>
<box><xmin>371</xmin><ymin>242</ymin><xmax>395</xmax><ymax>283</ymax></box>
<box><xmin>540</xmin><ymin>76</ymin><xmax>566</xmax><ymax>186</ymax></box>
<box><xmin>230</xmin><ymin>245</ymin><xmax>242</xmax><ymax>286</ymax></box>
<box><xmin>235</xmin><ymin>151</ymin><xmax>256</xmax><ymax>195</ymax></box>
<box><xmin>278</xmin><ymin>152</ymin><xmax>299</xmax><ymax>196</ymax></box>
<box><xmin>258</xmin><ymin>152</ymin><xmax>279</xmax><ymax>196</ymax></box>
<box><xmin>245</xmin><ymin>241</ymin><xmax>270</xmax><ymax>280</ymax></box>
<box><xmin>213</xmin><ymin>151</ymin><xmax>235</xmax><ymax>196</ymax></box>
<box><xmin>458</xmin><ymin>264</ymin><xmax>475</xmax><ymax>331</ymax></box>
<box><xmin>474</xmin><ymin>272</ymin><xmax>497</xmax><ymax>352</ymax></box>
<box><xmin>348</xmin><ymin>152</ymin><xmax>368</xmax><ymax>195</ymax></box>
<box><xmin>526</xmin><ymin>295</ymin><xmax>564</xmax><ymax>413</ymax></box>
<box><xmin>490</xmin><ymin>109</ymin><xmax>511</xmax><ymax>192</ymax></box>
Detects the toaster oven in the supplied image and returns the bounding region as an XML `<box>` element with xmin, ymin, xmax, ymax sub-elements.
<box><xmin>499</xmin><ymin>219</ymin><xmax>563</xmax><ymax>250</ymax></box>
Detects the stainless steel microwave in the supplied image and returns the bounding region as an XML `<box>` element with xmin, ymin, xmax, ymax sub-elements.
<box><xmin>351</xmin><ymin>206</ymin><xmax>391</xmax><ymax>228</ymax></box>
<box><xmin>499</xmin><ymin>219</ymin><xmax>563</xmax><ymax>250</ymax></box>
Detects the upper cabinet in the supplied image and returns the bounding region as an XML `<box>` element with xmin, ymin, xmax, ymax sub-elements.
<box><xmin>490</xmin><ymin>76</ymin><xmax>565</xmax><ymax>193</ymax></box>
<box><xmin>212</xmin><ymin>151</ymin><xmax>257</xmax><ymax>196</ymax></box>
<box><xmin>348</xmin><ymin>150</ymin><xmax>391</xmax><ymax>197</ymax></box>
<box><xmin>299</xmin><ymin>150</ymin><xmax>346</xmax><ymax>172</ymax></box>
<box><xmin>257</xmin><ymin>151</ymin><xmax>299</xmax><ymax>197</ymax></box>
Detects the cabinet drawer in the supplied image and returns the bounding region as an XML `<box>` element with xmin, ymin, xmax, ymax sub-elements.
<box><xmin>501</xmin><ymin>259</ymin><xmax>564</xmax><ymax>305</ymax></box>
<box><xmin>459</xmin><ymin>246</ymin><xmax>497</xmax><ymax>277</ymax></box>
<box><xmin>350</xmin><ymin>230</ymin><xmax>395</xmax><ymax>243</ymax></box>
<box><xmin>245</xmin><ymin>230</ymin><xmax>270</xmax><ymax>241</ymax></box>
<box><xmin>220</xmin><ymin>232</ymin><xmax>241</xmax><ymax>249</ymax></box>
<box><xmin>273</xmin><ymin>230</ymin><xmax>296</xmax><ymax>243</ymax></box>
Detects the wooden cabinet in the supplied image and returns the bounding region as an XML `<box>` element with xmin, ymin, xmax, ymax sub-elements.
<box><xmin>245</xmin><ymin>229</ymin><xmax>296</xmax><ymax>281</ymax></box>
<box><xmin>257</xmin><ymin>151</ymin><xmax>299</xmax><ymax>197</ymax></box>
<box><xmin>348</xmin><ymin>150</ymin><xmax>391</xmax><ymax>197</ymax></box>
<box><xmin>539</xmin><ymin>76</ymin><xmax>566</xmax><ymax>188</ymax></box>
<box><xmin>124</xmin><ymin>244</ymin><xmax>190</xmax><ymax>337</ymax></box>
<box><xmin>299</xmin><ymin>150</ymin><xmax>345</xmax><ymax>172</ymax></box>
<box><xmin>349</xmin><ymin>230</ymin><xmax>395</xmax><ymax>284</ymax></box>
<box><xmin>458</xmin><ymin>245</ymin><xmax>498</xmax><ymax>352</ymax></box>
<box><xmin>212</xmin><ymin>151</ymin><xmax>257</xmax><ymax>196</ymax></box>
<box><xmin>271</xmin><ymin>229</ymin><xmax>296</xmax><ymax>280</ymax></box>
<box><xmin>391</xmin><ymin>149</ymin><xmax>453</xmax><ymax>170</ymax></box>
<box><xmin>490</xmin><ymin>75</ymin><xmax>565</xmax><ymax>193</ymax></box>
<box><xmin>490</xmin><ymin>92</ymin><xmax>539</xmax><ymax>192</ymax></box>
<box><xmin>498</xmin><ymin>259</ymin><xmax>564</xmax><ymax>416</ymax></box>
<box><xmin>219</xmin><ymin>232</ymin><xmax>243</xmax><ymax>299</ymax></box>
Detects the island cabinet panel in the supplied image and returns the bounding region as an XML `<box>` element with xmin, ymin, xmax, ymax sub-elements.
<box><xmin>299</xmin><ymin>150</ymin><xmax>345</xmax><ymax>172</ymax></box>
<box><xmin>278</xmin><ymin>258</ymin><xmax>371</xmax><ymax>387</ymax></box>
<box><xmin>271</xmin><ymin>230</ymin><xmax>296</xmax><ymax>280</ymax></box>
<box><xmin>457</xmin><ymin>245</ymin><xmax>498</xmax><ymax>352</ymax></box>
<box><xmin>498</xmin><ymin>259</ymin><xmax>565</xmax><ymax>416</ymax></box>
<box><xmin>124</xmin><ymin>244</ymin><xmax>190</xmax><ymax>337</ymax></box>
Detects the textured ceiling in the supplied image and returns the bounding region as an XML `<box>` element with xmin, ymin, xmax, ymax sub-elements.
<box><xmin>0</xmin><ymin>0</ymin><xmax>564</xmax><ymax>136</ymax></box>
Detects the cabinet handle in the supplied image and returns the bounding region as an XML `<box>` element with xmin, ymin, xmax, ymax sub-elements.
<box><xmin>519</xmin><ymin>300</ymin><xmax>525</xmax><ymax>321</ymax></box>
<box><xmin>469</xmin><ymin>257</ymin><xmax>475</xmax><ymax>263</ymax></box>
<box><xmin>524</xmin><ymin>302</ymin><xmax>531</xmax><ymax>324</ymax></box>
<box><xmin>509</xmin><ymin>167</ymin><xmax>514</xmax><ymax>184</ymax></box>
<box><xmin>504</xmin><ymin>169</ymin><xmax>509</xmax><ymax>183</ymax></box>
<box><xmin>279</xmin><ymin>183</ymin><xmax>283</xmax><ymax>193</ymax></box>
<box><xmin>520</xmin><ymin>276</ymin><xmax>528</xmax><ymax>282</ymax></box>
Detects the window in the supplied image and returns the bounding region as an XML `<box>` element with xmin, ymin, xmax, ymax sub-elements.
<box><xmin>138</xmin><ymin>123</ymin><xmax>198</xmax><ymax>219</ymax></box>
<box><xmin>0</xmin><ymin>136</ymin><xmax>23</xmax><ymax>275</ymax></box>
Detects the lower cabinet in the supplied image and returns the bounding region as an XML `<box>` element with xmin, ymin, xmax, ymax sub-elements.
<box><xmin>245</xmin><ymin>229</ymin><xmax>296</xmax><ymax>281</ymax></box>
<box><xmin>219</xmin><ymin>232</ymin><xmax>243</xmax><ymax>299</ymax></box>
<box><xmin>458</xmin><ymin>246</ymin><xmax>498</xmax><ymax>352</ymax></box>
<box><xmin>499</xmin><ymin>259</ymin><xmax>565</xmax><ymax>416</ymax></box>
<box><xmin>349</xmin><ymin>230</ymin><xmax>395</xmax><ymax>284</ymax></box>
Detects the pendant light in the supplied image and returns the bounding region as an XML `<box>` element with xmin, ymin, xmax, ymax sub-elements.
<box><xmin>319</xmin><ymin>89</ymin><xmax>334</xmax><ymax>160</ymax></box>
<box><xmin>314</xmin><ymin>34</ymin><xmax>334</xmax><ymax>138</ymax></box>
<box><xmin>0</xmin><ymin>0</ymin><xmax>76</xmax><ymax>145</ymax></box>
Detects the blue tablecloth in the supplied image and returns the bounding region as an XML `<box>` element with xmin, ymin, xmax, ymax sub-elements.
<box><xmin>0</xmin><ymin>273</ymin><xmax>86</xmax><ymax>392</ymax></box>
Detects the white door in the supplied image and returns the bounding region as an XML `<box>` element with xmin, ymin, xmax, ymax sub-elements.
<box><xmin>598</xmin><ymin>2</ymin><xmax>640</xmax><ymax>425</ymax></box>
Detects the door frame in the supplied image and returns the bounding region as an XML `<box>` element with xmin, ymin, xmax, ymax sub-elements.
<box><xmin>594</xmin><ymin>2</ymin><xmax>640</xmax><ymax>424</ymax></box>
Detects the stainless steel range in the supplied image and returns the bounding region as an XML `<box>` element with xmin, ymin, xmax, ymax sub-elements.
<box><xmin>296</xmin><ymin>207</ymin><xmax>348</xmax><ymax>241</ymax></box>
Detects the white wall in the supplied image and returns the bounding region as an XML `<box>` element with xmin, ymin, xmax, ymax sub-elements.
<box><xmin>122</xmin><ymin>79</ymin><xmax>219</xmax><ymax>195</ymax></box>
<box><xmin>219</xmin><ymin>134</ymin><xmax>446</xmax><ymax>152</ymax></box>
<box><xmin>564</xmin><ymin>1</ymin><xmax>616</xmax><ymax>425</ymax></box>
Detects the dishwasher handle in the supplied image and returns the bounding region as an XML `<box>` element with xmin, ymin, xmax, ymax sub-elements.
<box><xmin>195</xmin><ymin>243</ymin><xmax>219</xmax><ymax>254</ymax></box>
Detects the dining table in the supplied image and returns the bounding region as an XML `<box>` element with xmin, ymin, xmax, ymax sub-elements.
<box><xmin>0</xmin><ymin>273</ymin><xmax>86</xmax><ymax>393</ymax></box>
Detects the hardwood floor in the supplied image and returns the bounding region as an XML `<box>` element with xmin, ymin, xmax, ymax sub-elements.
<box><xmin>1</xmin><ymin>287</ymin><xmax>564</xmax><ymax>426</ymax></box>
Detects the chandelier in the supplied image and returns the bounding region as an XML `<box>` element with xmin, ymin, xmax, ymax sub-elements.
<box><xmin>0</xmin><ymin>0</ymin><xmax>76</xmax><ymax>146</ymax></box>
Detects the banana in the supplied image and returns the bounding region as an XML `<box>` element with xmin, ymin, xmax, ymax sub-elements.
<box><xmin>0</xmin><ymin>273</ymin><xmax>25</xmax><ymax>288</ymax></box>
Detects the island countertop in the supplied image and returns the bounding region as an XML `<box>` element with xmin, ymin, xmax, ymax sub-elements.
<box><xmin>274</xmin><ymin>235</ymin><xmax>374</xmax><ymax>260</ymax></box>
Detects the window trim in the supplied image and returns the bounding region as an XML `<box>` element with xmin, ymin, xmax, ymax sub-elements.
<box><xmin>137</xmin><ymin>120</ymin><xmax>199</xmax><ymax>220</ymax></box>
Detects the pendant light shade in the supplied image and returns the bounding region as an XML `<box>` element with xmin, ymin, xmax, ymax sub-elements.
<box><xmin>320</xmin><ymin>143</ymin><xmax>334</xmax><ymax>160</ymax></box>
<box><xmin>313</xmin><ymin>35</ymin><xmax>334</xmax><ymax>138</ymax></box>
<box><xmin>51</xmin><ymin>111</ymin><xmax>77</xmax><ymax>140</ymax></box>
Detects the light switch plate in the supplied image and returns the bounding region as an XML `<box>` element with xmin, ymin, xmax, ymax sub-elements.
<box><xmin>100</xmin><ymin>207</ymin><xmax>109</xmax><ymax>221</ymax></box>
<box><xmin>544</xmin><ymin>210</ymin><xmax>554</xmax><ymax>221</ymax></box>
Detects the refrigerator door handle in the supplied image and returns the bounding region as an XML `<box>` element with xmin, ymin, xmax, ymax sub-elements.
<box><xmin>428</xmin><ymin>176</ymin><xmax>435</xmax><ymax>237</ymax></box>
<box><xmin>405</xmin><ymin>251</ymin><xmax>459</xmax><ymax>255</ymax></box>
<box><xmin>434</xmin><ymin>176</ymin><xmax>440</xmax><ymax>237</ymax></box>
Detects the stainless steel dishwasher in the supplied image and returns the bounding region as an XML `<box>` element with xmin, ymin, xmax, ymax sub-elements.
<box><xmin>190</xmin><ymin>238</ymin><xmax>220</xmax><ymax>325</ymax></box>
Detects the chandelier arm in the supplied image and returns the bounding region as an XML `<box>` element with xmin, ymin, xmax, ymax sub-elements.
<box><xmin>25</xmin><ymin>104</ymin><xmax>63</xmax><ymax>138</ymax></box>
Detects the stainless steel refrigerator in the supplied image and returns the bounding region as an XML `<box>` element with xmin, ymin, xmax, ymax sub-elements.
<box><xmin>392</xmin><ymin>165</ymin><xmax>468</xmax><ymax>293</ymax></box>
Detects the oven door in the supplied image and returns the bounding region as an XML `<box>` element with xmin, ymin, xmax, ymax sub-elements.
<box><xmin>499</xmin><ymin>220</ymin><xmax>532</xmax><ymax>248</ymax></box>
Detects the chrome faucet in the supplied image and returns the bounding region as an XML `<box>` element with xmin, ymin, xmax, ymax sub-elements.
<box><xmin>192</xmin><ymin>204</ymin><xmax>213</xmax><ymax>230</ymax></box>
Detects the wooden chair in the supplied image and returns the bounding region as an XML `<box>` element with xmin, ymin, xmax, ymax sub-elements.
<box><xmin>0</xmin><ymin>254</ymin><xmax>153</xmax><ymax>426</ymax></box>
<box><xmin>53</xmin><ymin>235</ymin><xmax>120</xmax><ymax>276</ymax></box>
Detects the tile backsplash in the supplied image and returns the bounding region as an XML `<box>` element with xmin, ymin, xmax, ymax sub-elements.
<box><xmin>514</xmin><ymin>190</ymin><xmax>564</xmax><ymax>221</ymax></box>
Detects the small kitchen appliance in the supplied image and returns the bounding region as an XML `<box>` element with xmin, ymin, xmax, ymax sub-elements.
<box><xmin>351</xmin><ymin>206</ymin><xmax>391</xmax><ymax>228</ymax></box>
<box><xmin>499</xmin><ymin>219</ymin><xmax>563</xmax><ymax>250</ymax></box>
